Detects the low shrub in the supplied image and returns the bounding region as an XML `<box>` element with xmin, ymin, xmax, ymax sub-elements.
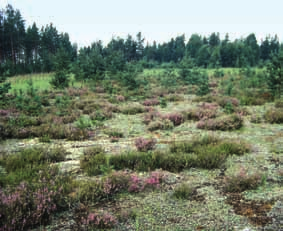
<box><xmin>170</xmin><ymin>135</ymin><xmax>250</xmax><ymax>169</ymax></box>
<box><xmin>39</xmin><ymin>134</ymin><xmax>51</xmax><ymax>143</ymax></box>
<box><xmin>275</xmin><ymin>99</ymin><xmax>283</xmax><ymax>108</ymax></box>
<box><xmin>117</xmin><ymin>208</ymin><xmax>137</xmax><ymax>222</ymax></box>
<box><xmin>223</xmin><ymin>167</ymin><xmax>264</xmax><ymax>193</ymax></box>
<box><xmin>250</xmin><ymin>114</ymin><xmax>262</xmax><ymax>123</ymax></box>
<box><xmin>163</xmin><ymin>113</ymin><xmax>184</xmax><ymax>126</ymax></box>
<box><xmin>164</xmin><ymin>94</ymin><xmax>184</xmax><ymax>102</ymax></box>
<box><xmin>193</xmin><ymin>146</ymin><xmax>227</xmax><ymax>169</ymax></box>
<box><xmin>173</xmin><ymin>183</ymin><xmax>196</xmax><ymax>200</ymax></box>
<box><xmin>82</xmin><ymin>212</ymin><xmax>118</xmax><ymax>229</ymax></box>
<box><xmin>239</xmin><ymin>96</ymin><xmax>266</xmax><ymax>106</ymax></box>
<box><xmin>264</xmin><ymin>109</ymin><xmax>283</xmax><ymax>123</ymax></box>
<box><xmin>184</xmin><ymin>108</ymin><xmax>218</xmax><ymax>121</ymax></box>
<box><xmin>116</xmin><ymin>95</ymin><xmax>125</xmax><ymax>102</ymax></box>
<box><xmin>147</xmin><ymin>119</ymin><xmax>174</xmax><ymax>131</ymax></box>
<box><xmin>104</xmin><ymin>129</ymin><xmax>124</xmax><ymax>138</ymax></box>
<box><xmin>0</xmin><ymin>165</ymin><xmax>72</xmax><ymax>230</ymax></box>
<box><xmin>80</xmin><ymin>151</ymin><xmax>107</xmax><ymax>176</ymax></box>
<box><xmin>143</xmin><ymin>110</ymin><xmax>161</xmax><ymax>125</ymax></box>
<box><xmin>74</xmin><ymin>115</ymin><xmax>93</xmax><ymax>129</ymax></box>
<box><xmin>196</xmin><ymin>113</ymin><xmax>243</xmax><ymax>131</ymax></box>
<box><xmin>120</xmin><ymin>104</ymin><xmax>145</xmax><ymax>115</ymax></box>
<box><xmin>65</xmin><ymin>126</ymin><xmax>90</xmax><ymax>141</ymax></box>
<box><xmin>135</xmin><ymin>137</ymin><xmax>157</xmax><ymax>152</ymax></box>
<box><xmin>142</xmin><ymin>98</ymin><xmax>160</xmax><ymax>106</ymax></box>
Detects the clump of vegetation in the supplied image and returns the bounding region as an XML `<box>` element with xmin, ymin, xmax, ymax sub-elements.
<box><xmin>142</xmin><ymin>98</ymin><xmax>160</xmax><ymax>106</ymax></box>
<box><xmin>196</xmin><ymin>113</ymin><xmax>243</xmax><ymax>131</ymax></box>
<box><xmin>264</xmin><ymin>108</ymin><xmax>283</xmax><ymax>123</ymax></box>
<box><xmin>135</xmin><ymin>137</ymin><xmax>157</xmax><ymax>152</ymax></box>
<box><xmin>163</xmin><ymin>113</ymin><xmax>184</xmax><ymax>126</ymax></box>
<box><xmin>173</xmin><ymin>183</ymin><xmax>196</xmax><ymax>200</ymax></box>
<box><xmin>147</xmin><ymin>119</ymin><xmax>174</xmax><ymax>131</ymax></box>
<box><xmin>275</xmin><ymin>99</ymin><xmax>283</xmax><ymax>108</ymax></box>
<box><xmin>82</xmin><ymin>211</ymin><xmax>118</xmax><ymax>229</ymax></box>
<box><xmin>183</xmin><ymin>107</ymin><xmax>218</xmax><ymax>121</ymax></box>
<box><xmin>164</xmin><ymin>94</ymin><xmax>184</xmax><ymax>102</ymax></box>
<box><xmin>80</xmin><ymin>146</ymin><xmax>107</xmax><ymax>176</ymax></box>
<box><xmin>120</xmin><ymin>104</ymin><xmax>145</xmax><ymax>115</ymax></box>
<box><xmin>223</xmin><ymin>167</ymin><xmax>265</xmax><ymax>193</ymax></box>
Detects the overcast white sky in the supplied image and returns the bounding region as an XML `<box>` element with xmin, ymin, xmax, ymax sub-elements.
<box><xmin>1</xmin><ymin>0</ymin><xmax>283</xmax><ymax>47</ymax></box>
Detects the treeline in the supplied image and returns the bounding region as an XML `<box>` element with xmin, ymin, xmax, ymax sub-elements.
<box><xmin>0</xmin><ymin>4</ymin><xmax>282</xmax><ymax>78</ymax></box>
<box><xmin>0</xmin><ymin>4</ymin><xmax>76</xmax><ymax>76</ymax></box>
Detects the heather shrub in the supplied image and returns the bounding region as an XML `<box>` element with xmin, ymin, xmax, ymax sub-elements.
<box><xmin>80</xmin><ymin>152</ymin><xmax>107</xmax><ymax>176</ymax></box>
<box><xmin>82</xmin><ymin>212</ymin><xmax>118</xmax><ymax>229</ymax></box>
<box><xmin>239</xmin><ymin>96</ymin><xmax>266</xmax><ymax>106</ymax></box>
<box><xmin>74</xmin><ymin>115</ymin><xmax>93</xmax><ymax>129</ymax></box>
<box><xmin>109</xmin><ymin>151</ymin><xmax>190</xmax><ymax>173</ymax></box>
<box><xmin>170</xmin><ymin>135</ymin><xmax>250</xmax><ymax>169</ymax></box>
<box><xmin>184</xmin><ymin>108</ymin><xmax>218</xmax><ymax>121</ymax></box>
<box><xmin>0</xmin><ymin>182</ymin><xmax>60</xmax><ymax>230</ymax></box>
<box><xmin>250</xmin><ymin>114</ymin><xmax>262</xmax><ymax>123</ymax></box>
<box><xmin>142</xmin><ymin>171</ymin><xmax>163</xmax><ymax>191</ymax></box>
<box><xmin>223</xmin><ymin>167</ymin><xmax>264</xmax><ymax>193</ymax></box>
<box><xmin>164</xmin><ymin>94</ymin><xmax>184</xmax><ymax>102</ymax></box>
<box><xmin>117</xmin><ymin>208</ymin><xmax>137</xmax><ymax>222</ymax></box>
<box><xmin>39</xmin><ymin>134</ymin><xmax>51</xmax><ymax>143</ymax></box>
<box><xmin>193</xmin><ymin>146</ymin><xmax>227</xmax><ymax>169</ymax></box>
<box><xmin>264</xmin><ymin>109</ymin><xmax>283</xmax><ymax>123</ymax></box>
<box><xmin>196</xmin><ymin>113</ymin><xmax>243</xmax><ymax>131</ymax></box>
<box><xmin>0</xmin><ymin>165</ymin><xmax>72</xmax><ymax>230</ymax></box>
<box><xmin>120</xmin><ymin>104</ymin><xmax>145</xmax><ymax>115</ymax></box>
<box><xmin>143</xmin><ymin>110</ymin><xmax>161</xmax><ymax>125</ymax></box>
<box><xmin>173</xmin><ymin>183</ymin><xmax>196</xmax><ymax>200</ymax></box>
<box><xmin>7</xmin><ymin>115</ymin><xmax>42</xmax><ymax>127</ymax></box>
<box><xmin>65</xmin><ymin>126</ymin><xmax>90</xmax><ymax>141</ymax></box>
<box><xmin>135</xmin><ymin>137</ymin><xmax>157</xmax><ymax>152</ymax></box>
<box><xmin>77</xmin><ymin>181</ymin><xmax>105</xmax><ymax>203</ymax></box>
<box><xmin>142</xmin><ymin>98</ymin><xmax>160</xmax><ymax>106</ymax></box>
<box><xmin>116</xmin><ymin>95</ymin><xmax>125</xmax><ymax>102</ymax></box>
<box><xmin>83</xmin><ymin>146</ymin><xmax>105</xmax><ymax>159</ymax></box>
<box><xmin>163</xmin><ymin>113</ymin><xmax>184</xmax><ymax>126</ymax></box>
<box><xmin>275</xmin><ymin>99</ymin><xmax>283</xmax><ymax>108</ymax></box>
<box><xmin>0</xmin><ymin>147</ymin><xmax>68</xmax><ymax>186</ymax></box>
<box><xmin>147</xmin><ymin>119</ymin><xmax>174</xmax><ymax>131</ymax></box>
<box><xmin>104</xmin><ymin>129</ymin><xmax>124</xmax><ymax>139</ymax></box>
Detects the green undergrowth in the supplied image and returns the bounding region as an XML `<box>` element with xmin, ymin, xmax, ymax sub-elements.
<box><xmin>0</xmin><ymin>146</ymin><xmax>69</xmax><ymax>186</ymax></box>
<box><xmin>80</xmin><ymin>134</ymin><xmax>251</xmax><ymax>175</ymax></box>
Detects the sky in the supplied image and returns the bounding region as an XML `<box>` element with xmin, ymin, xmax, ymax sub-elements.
<box><xmin>1</xmin><ymin>0</ymin><xmax>283</xmax><ymax>47</ymax></box>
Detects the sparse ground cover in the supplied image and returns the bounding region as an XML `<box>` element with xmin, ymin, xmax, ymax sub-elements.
<box><xmin>0</xmin><ymin>68</ymin><xmax>282</xmax><ymax>231</ymax></box>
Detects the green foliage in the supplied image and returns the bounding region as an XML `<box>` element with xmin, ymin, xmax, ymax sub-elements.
<box><xmin>275</xmin><ymin>98</ymin><xmax>283</xmax><ymax>108</ymax></box>
<box><xmin>0</xmin><ymin>82</ymin><xmax>11</xmax><ymax>102</ymax></box>
<box><xmin>264</xmin><ymin>108</ymin><xmax>283</xmax><ymax>123</ymax></box>
<box><xmin>74</xmin><ymin>115</ymin><xmax>93</xmax><ymax>129</ymax></box>
<box><xmin>224</xmin><ymin>167</ymin><xmax>264</xmax><ymax>193</ymax></box>
<box><xmin>50</xmin><ymin>70</ymin><xmax>70</xmax><ymax>89</ymax></box>
<box><xmin>173</xmin><ymin>183</ymin><xmax>196</xmax><ymax>200</ymax></box>
<box><xmin>197</xmin><ymin>113</ymin><xmax>243</xmax><ymax>131</ymax></box>
<box><xmin>213</xmin><ymin>68</ymin><xmax>224</xmax><ymax>78</ymax></box>
<box><xmin>120</xmin><ymin>104</ymin><xmax>145</xmax><ymax>115</ymax></box>
<box><xmin>49</xmin><ymin>48</ymin><xmax>71</xmax><ymax>89</ymax></box>
<box><xmin>0</xmin><ymin>146</ymin><xmax>67</xmax><ymax>186</ymax></box>
<box><xmin>108</xmin><ymin>137</ymin><xmax>250</xmax><ymax>172</ymax></box>
<box><xmin>170</xmin><ymin>134</ymin><xmax>250</xmax><ymax>163</ymax></box>
<box><xmin>80</xmin><ymin>148</ymin><xmax>108</xmax><ymax>176</ymax></box>
<box><xmin>147</xmin><ymin>119</ymin><xmax>174</xmax><ymax>131</ymax></box>
<box><xmin>266</xmin><ymin>51</ymin><xmax>283</xmax><ymax>98</ymax></box>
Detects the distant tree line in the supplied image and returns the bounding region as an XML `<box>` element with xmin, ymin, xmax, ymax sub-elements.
<box><xmin>0</xmin><ymin>4</ymin><xmax>76</xmax><ymax>76</ymax></box>
<box><xmin>0</xmin><ymin>4</ymin><xmax>282</xmax><ymax>79</ymax></box>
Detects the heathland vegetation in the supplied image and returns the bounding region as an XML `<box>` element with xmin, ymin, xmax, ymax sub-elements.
<box><xmin>0</xmin><ymin>3</ymin><xmax>283</xmax><ymax>231</ymax></box>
